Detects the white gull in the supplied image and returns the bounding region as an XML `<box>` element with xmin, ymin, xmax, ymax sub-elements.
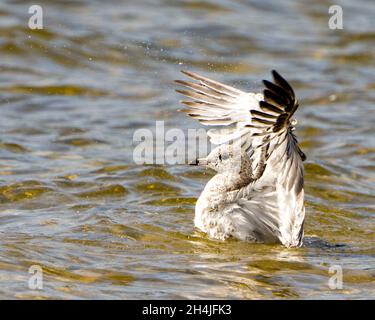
<box><xmin>175</xmin><ymin>70</ymin><xmax>306</xmax><ymax>248</ymax></box>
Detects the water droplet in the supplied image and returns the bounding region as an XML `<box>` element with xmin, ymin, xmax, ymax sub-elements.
<box><xmin>329</xmin><ymin>94</ymin><xmax>337</xmax><ymax>101</ymax></box>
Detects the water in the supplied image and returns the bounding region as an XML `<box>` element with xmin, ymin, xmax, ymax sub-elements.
<box><xmin>0</xmin><ymin>0</ymin><xmax>374</xmax><ymax>299</ymax></box>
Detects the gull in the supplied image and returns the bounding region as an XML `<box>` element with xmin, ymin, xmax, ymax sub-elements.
<box><xmin>175</xmin><ymin>70</ymin><xmax>306</xmax><ymax>248</ymax></box>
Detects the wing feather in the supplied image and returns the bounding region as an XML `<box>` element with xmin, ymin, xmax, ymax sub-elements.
<box><xmin>180</xmin><ymin>70</ymin><xmax>244</xmax><ymax>97</ymax></box>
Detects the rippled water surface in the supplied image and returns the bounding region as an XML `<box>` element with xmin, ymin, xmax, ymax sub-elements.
<box><xmin>0</xmin><ymin>0</ymin><xmax>374</xmax><ymax>299</ymax></box>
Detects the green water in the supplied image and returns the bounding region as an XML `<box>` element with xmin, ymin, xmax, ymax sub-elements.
<box><xmin>0</xmin><ymin>0</ymin><xmax>374</xmax><ymax>299</ymax></box>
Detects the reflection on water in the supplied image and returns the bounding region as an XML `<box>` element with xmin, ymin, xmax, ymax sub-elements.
<box><xmin>0</xmin><ymin>0</ymin><xmax>374</xmax><ymax>299</ymax></box>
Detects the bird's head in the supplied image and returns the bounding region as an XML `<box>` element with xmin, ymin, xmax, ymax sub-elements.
<box><xmin>190</xmin><ymin>144</ymin><xmax>251</xmax><ymax>174</ymax></box>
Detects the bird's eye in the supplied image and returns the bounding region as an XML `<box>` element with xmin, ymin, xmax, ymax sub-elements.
<box><xmin>219</xmin><ymin>154</ymin><xmax>222</xmax><ymax>161</ymax></box>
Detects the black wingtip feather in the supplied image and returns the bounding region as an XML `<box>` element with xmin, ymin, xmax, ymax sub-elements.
<box><xmin>255</xmin><ymin>70</ymin><xmax>301</xmax><ymax>133</ymax></box>
<box><xmin>259</xmin><ymin>101</ymin><xmax>284</xmax><ymax>114</ymax></box>
<box><xmin>250</xmin><ymin>110</ymin><xmax>277</xmax><ymax>119</ymax></box>
<box><xmin>271</xmin><ymin>70</ymin><xmax>295</xmax><ymax>99</ymax></box>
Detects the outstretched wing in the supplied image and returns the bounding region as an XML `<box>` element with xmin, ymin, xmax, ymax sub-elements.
<box><xmin>176</xmin><ymin>70</ymin><xmax>306</xmax><ymax>247</ymax></box>
<box><xmin>245</xmin><ymin>70</ymin><xmax>306</xmax><ymax>247</ymax></box>
<box><xmin>175</xmin><ymin>70</ymin><xmax>305</xmax><ymax>169</ymax></box>
<box><xmin>175</xmin><ymin>70</ymin><xmax>261</xmax><ymax>145</ymax></box>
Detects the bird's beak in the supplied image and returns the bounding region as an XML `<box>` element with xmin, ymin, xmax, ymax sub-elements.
<box><xmin>189</xmin><ymin>158</ymin><xmax>208</xmax><ymax>166</ymax></box>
